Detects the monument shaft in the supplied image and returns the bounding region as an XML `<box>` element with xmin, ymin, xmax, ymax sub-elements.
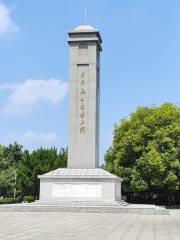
<box><xmin>67</xmin><ymin>26</ymin><xmax>102</xmax><ymax>168</ymax></box>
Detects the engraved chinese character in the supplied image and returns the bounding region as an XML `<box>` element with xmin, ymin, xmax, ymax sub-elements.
<box><xmin>80</xmin><ymin>89</ymin><xmax>86</xmax><ymax>95</ymax></box>
<box><xmin>80</xmin><ymin>120</ymin><xmax>85</xmax><ymax>126</ymax></box>
<box><xmin>80</xmin><ymin>126</ymin><xmax>85</xmax><ymax>134</ymax></box>
<box><xmin>81</xmin><ymin>72</ymin><xmax>85</xmax><ymax>78</ymax></box>
<box><xmin>80</xmin><ymin>103</ymin><xmax>85</xmax><ymax>110</ymax></box>
<box><xmin>80</xmin><ymin>112</ymin><xmax>85</xmax><ymax>119</ymax></box>
<box><xmin>80</xmin><ymin>97</ymin><xmax>85</xmax><ymax>102</ymax></box>
<box><xmin>80</xmin><ymin>78</ymin><xmax>85</xmax><ymax>85</ymax></box>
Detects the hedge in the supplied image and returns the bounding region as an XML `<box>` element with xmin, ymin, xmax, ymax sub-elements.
<box><xmin>23</xmin><ymin>195</ymin><xmax>34</xmax><ymax>203</ymax></box>
<box><xmin>0</xmin><ymin>198</ymin><xmax>19</xmax><ymax>204</ymax></box>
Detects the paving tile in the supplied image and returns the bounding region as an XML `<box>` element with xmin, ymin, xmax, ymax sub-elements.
<box><xmin>0</xmin><ymin>211</ymin><xmax>180</xmax><ymax>240</ymax></box>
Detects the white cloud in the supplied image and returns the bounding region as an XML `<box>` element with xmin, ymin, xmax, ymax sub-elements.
<box><xmin>19</xmin><ymin>130</ymin><xmax>58</xmax><ymax>143</ymax></box>
<box><xmin>0</xmin><ymin>82</ymin><xmax>18</xmax><ymax>90</ymax></box>
<box><xmin>0</xmin><ymin>2</ymin><xmax>18</xmax><ymax>34</ymax></box>
<box><xmin>1</xmin><ymin>79</ymin><xmax>68</xmax><ymax>114</ymax></box>
<box><xmin>7</xmin><ymin>130</ymin><xmax>58</xmax><ymax>145</ymax></box>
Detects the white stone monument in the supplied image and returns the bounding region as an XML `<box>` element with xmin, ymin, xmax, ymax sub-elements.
<box><xmin>38</xmin><ymin>25</ymin><xmax>122</xmax><ymax>203</ymax></box>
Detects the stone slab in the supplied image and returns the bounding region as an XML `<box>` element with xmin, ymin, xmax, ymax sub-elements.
<box><xmin>38</xmin><ymin>168</ymin><xmax>122</xmax><ymax>179</ymax></box>
<box><xmin>0</xmin><ymin>203</ymin><xmax>169</xmax><ymax>215</ymax></box>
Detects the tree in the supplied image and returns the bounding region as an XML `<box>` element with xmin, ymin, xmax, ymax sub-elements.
<box><xmin>0</xmin><ymin>167</ymin><xmax>16</xmax><ymax>197</ymax></box>
<box><xmin>18</xmin><ymin>147</ymin><xmax>67</xmax><ymax>199</ymax></box>
<box><xmin>3</xmin><ymin>142</ymin><xmax>23</xmax><ymax>166</ymax></box>
<box><xmin>104</xmin><ymin>103</ymin><xmax>180</xmax><ymax>205</ymax></box>
<box><xmin>0</xmin><ymin>143</ymin><xmax>67</xmax><ymax>199</ymax></box>
<box><xmin>0</xmin><ymin>143</ymin><xmax>23</xmax><ymax>197</ymax></box>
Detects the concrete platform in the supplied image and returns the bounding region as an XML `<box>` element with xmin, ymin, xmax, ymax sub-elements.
<box><xmin>38</xmin><ymin>168</ymin><xmax>122</xmax><ymax>203</ymax></box>
<box><xmin>0</xmin><ymin>202</ymin><xmax>169</xmax><ymax>215</ymax></box>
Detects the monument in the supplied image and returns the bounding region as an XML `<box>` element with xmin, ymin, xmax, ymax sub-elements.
<box><xmin>38</xmin><ymin>25</ymin><xmax>122</xmax><ymax>203</ymax></box>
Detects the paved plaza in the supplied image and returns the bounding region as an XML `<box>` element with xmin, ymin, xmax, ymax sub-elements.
<box><xmin>0</xmin><ymin>210</ymin><xmax>180</xmax><ymax>240</ymax></box>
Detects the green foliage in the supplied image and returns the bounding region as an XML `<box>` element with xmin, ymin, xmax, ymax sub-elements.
<box><xmin>3</xmin><ymin>142</ymin><xmax>23</xmax><ymax>166</ymax></box>
<box><xmin>0</xmin><ymin>167</ymin><xmax>16</xmax><ymax>197</ymax></box>
<box><xmin>0</xmin><ymin>143</ymin><xmax>67</xmax><ymax>200</ymax></box>
<box><xmin>0</xmin><ymin>143</ymin><xmax>20</xmax><ymax>198</ymax></box>
<box><xmin>23</xmin><ymin>195</ymin><xmax>34</xmax><ymax>203</ymax></box>
<box><xmin>0</xmin><ymin>198</ymin><xmax>19</xmax><ymax>204</ymax></box>
<box><xmin>18</xmin><ymin>147</ymin><xmax>67</xmax><ymax>199</ymax></box>
<box><xmin>104</xmin><ymin>103</ymin><xmax>180</xmax><ymax>205</ymax></box>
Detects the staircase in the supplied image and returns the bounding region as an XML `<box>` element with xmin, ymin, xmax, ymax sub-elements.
<box><xmin>0</xmin><ymin>201</ymin><xmax>169</xmax><ymax>215</ymax></box>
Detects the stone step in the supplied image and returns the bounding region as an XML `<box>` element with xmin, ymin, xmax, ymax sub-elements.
<box><xmin>34</xmin><ymin>200</ymin><xmax>129</xmax><ymax>207</ymax></box>
<box><xmin>0</xmin><ymin>203</ymin><xmax>169</xmax><ymax>215</ymax></box>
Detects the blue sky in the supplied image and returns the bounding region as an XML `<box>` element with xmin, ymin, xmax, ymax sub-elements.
<box><xmin>0</xmin><ymin>0</ymin><xmax>179</xmax><ymax>164</ymax></box>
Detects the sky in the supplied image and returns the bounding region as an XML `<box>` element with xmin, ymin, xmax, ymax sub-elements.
<box><xmin>0</xmin><ymin>0</ymin><xmax>179</xmax><ymax>165</ymax></box>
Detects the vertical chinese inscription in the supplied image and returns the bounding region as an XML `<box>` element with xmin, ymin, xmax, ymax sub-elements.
<box><xmin>80</xmin><ymin>72</ymin><xmax>86</xmax><ymax>134</ymax></box>
<box><xmin>77</xmin><ymin>65</ymin><xmax>88</xmax><ymax>138</ymax></box>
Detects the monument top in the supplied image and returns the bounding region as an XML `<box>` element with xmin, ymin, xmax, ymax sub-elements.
<box><xmin>74</xmin><ymin>24</ymin><xmax>96</xmax><ymax>31</ymax></box>
<box><xmin>68</xmin><ymin>24</ymin><xmax>102</xmax><ymax>47</ymax></box>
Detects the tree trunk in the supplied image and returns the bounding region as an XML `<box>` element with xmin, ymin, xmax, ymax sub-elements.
<box><xmin>168</xmin><ymin>193</ymin><xmax>175</xmax><ymax>206</ymax></box>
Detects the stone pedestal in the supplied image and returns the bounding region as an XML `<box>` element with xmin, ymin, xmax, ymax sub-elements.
<box><xmin>38</xmin><ymin>168</ymin><xmax>122</xmax><ymax>203</ymax></box>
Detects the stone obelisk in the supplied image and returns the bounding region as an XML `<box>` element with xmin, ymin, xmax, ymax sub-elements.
<box><xmin>38</xmin><ymin>25</ymin><xmax>122</xmax><ymax>203</ymax></box>
<box><xmin>67</xmin><ymin>25</ymin><xmax>102</xmax><ymax>169</ymax></box>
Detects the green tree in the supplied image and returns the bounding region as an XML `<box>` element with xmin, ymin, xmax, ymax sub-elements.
<box><xmin>18</xmin><ymin>147</ymin><xmax>67</xmax><ymax>199</ymax></box>
<box><xmin>0</xmin><ymin>167</ymin><xmax>16</xmax><ymax>197</ymax></box>
<box><xmin>104</xmin><ymin>103</ymin><xmax>180</xmax><ymax>205</ymax></box>
<box><xmin>0</xmin><ymin>143</ymin><xmax>67</xmax><ymax>199</ymax></box>
<box><xmin>3</xmin><ymin>142</ymin><xmax>23</xmax><ymax>166</ymax></box>
<box><xmin>0</xmin><ymin>143</ymin><xmax>23</xmax><ymax>197</ymax></box>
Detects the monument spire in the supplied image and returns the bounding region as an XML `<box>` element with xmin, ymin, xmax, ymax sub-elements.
<box><xmin>84</xmin><ymin>6</ymin><xmax>87</xmax><ymax>24</ymax></box>
<box><xmin>67</xmin><ymin>24</ymin><xmax>102</xmax><ymax>168</ymax></box>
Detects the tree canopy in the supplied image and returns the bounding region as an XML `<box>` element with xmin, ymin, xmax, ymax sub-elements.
<box><xmin>104</xmin><ymin>103</ymin><xmax>180</xmax><ymax>205</ymax></box>
<box><xmin>0</xmin><ymin>143</ymin><xmax>67</xmax><ymax>199</ymax></box>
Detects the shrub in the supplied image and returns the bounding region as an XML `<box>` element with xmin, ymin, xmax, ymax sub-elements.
<box><xmin>23</xmin><ymin>195</ymin><xmax>34</xmax><ymax>203</ymax></box>
<box><xmin>0</xmin><ymin>198</ymin><xmax>19</xmax><ymax>204</ymax></box>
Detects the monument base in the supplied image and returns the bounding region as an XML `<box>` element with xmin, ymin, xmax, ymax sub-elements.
<box><xmin>38</xmin><ymin>168</ymin><xmax>122</xmax><ymax>203</ymax></box>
